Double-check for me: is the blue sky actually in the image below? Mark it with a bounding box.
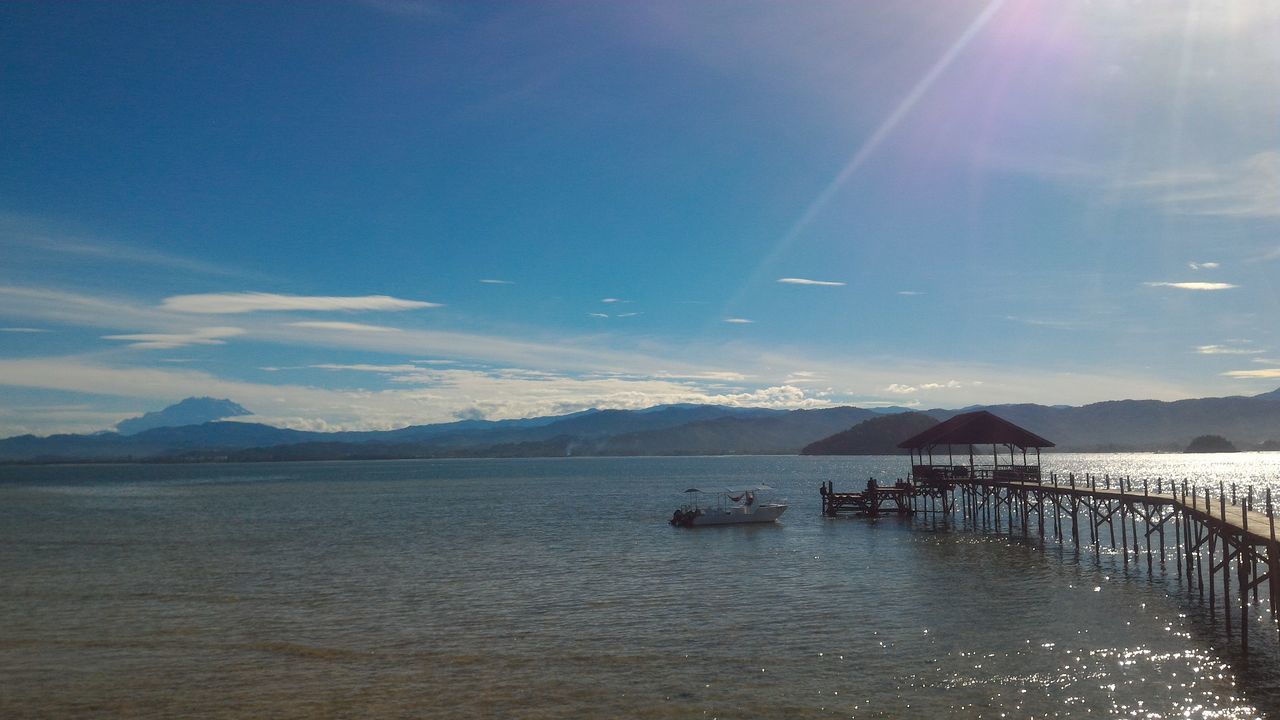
[2,1,1279,435]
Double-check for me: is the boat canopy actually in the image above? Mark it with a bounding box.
[683,484,774,494]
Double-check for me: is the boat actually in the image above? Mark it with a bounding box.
[669,484,788,527]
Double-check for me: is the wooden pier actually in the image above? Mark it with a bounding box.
[820,410,1280,653]
[820,479,913,516]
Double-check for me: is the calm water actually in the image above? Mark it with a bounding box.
[3,453,1280,718]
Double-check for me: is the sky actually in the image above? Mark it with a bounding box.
[1,0,1279,436]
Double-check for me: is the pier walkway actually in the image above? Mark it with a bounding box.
[821,410,1280,653]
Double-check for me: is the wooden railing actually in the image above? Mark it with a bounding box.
[912,464,1042,484]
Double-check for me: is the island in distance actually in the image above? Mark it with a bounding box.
[4,388,1280,464]
[1185,435,1239,453]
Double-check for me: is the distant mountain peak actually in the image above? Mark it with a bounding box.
[116,397,251,435]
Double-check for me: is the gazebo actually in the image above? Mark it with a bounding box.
[897,410,1055,487]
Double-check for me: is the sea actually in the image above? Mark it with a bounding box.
[4,453,1280,719]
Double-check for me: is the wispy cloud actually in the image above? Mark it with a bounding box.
[724,318,754,324]
[1004,315,1085,330]
[897,291,923,296]
[1196,345,1262,356]
[312,363,421,373]
[616,312,643,318]
[1189,262,1220,271]
[0,212,246,278]
[479,279,514,285]
[0,327,50,333]
[0,285,695,376]
[777,277,846,287]
[102,326,244,350]
[784,370,824,385]
[162,292,441,314]
[0,285,176,331]
[654,370,750,382]
[1223,368,1280,379]
[1123,152,1280,218]
[287,321,402,333]
[1144,282,1238,291]
[588,312,609,318]
[601,298,626,304]
[884,383,917,394]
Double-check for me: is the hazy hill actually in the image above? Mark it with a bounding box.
[0,422,318,461]
[116,397,250,435]
[928,393,1280,450]
[592,407,880,455]
[801,412,940,455]
[1253,387,1280,402]
[5,386,1280,463]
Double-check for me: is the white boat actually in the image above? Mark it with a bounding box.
[670,484,788,527]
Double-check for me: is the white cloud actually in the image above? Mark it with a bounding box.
[616,312,643,318]
[777,277,846,287]
[479,279,514,285]
[287,321,402,333]
[102,327,245,350]
[162,292,441,314]
[897,291,923,296]
[1195,345,1262,355]
[601,298,626,304]
[1144,282,1238,291]
[885,379,974,394]
[0,327,50,333]
[588,313,609,318]
[0,357,844,435]
[1189,262,1220,271]
[724,318,754,324]
[1253,358,1280,366]
[0,342,1225,436]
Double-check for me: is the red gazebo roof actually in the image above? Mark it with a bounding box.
[896,410,1054,450]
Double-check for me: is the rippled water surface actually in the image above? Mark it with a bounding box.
[4,454,1280,718]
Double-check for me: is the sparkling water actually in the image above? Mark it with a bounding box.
[3,454,1280,718]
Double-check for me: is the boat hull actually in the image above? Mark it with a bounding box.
[689,503,787,526]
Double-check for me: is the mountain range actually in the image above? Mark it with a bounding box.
[2,388,1279,464]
